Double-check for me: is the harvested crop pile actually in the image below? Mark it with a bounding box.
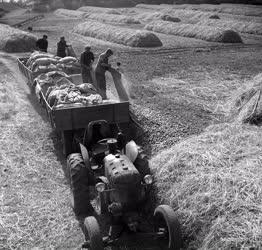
[78,6,120,15]
[84,13,140,24]
[0,24,36,52]
[24,51,80,75]
[198,18,262,35]
[171,3,262,17]
[74,20,162,47]
[145,21,243,43]
[137,12,180,23]
[136,5,211,23]
[54,8,85,18]
[150,122,262,249]
[229,74,262,125]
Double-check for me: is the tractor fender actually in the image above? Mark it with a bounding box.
[125,140,139,163]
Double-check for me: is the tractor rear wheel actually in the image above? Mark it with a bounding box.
[84,216,104,250]
[67,153,94,218]
[154,205,182,250]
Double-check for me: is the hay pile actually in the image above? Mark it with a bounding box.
[54,8,86,18]
[145,21,243,43]
[137,12,180,23]
[150,122,262,249]
[78,6,121,15]
[84,13,140,24]
[73,20,162,47]
[198,18,262,35]
[171,3,262,17]
[0,24,36,52]
[229,74,262,124]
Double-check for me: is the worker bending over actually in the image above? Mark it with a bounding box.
[36,35,48,52]
[95,49,113,99]
[80,46,95,84]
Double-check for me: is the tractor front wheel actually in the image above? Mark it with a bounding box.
[154,205,182,250]
[84,216,104,250]
[67,153,94,218]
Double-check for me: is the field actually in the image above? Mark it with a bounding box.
[1,2,262,250]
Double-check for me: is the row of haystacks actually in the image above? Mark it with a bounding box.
[198,18,262,35]
[171,3,262,17]
[78,6,121,15]
[54,8,86,18]
[137,12,181,23]
[83,13,141,24]
[150,73,262,249]
[54,8,140,24]
[0,24,36,52]
[73,20,162,47]
[145,21,243,43]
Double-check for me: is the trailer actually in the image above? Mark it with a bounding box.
[17,57,81,87]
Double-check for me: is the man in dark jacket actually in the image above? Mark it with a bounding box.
[36,35,48,52]
[95,48,113,99]
[80,46,95,84]
[57,37,68,58]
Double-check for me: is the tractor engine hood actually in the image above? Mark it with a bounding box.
[104,154,141,188]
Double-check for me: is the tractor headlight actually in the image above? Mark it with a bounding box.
[95,182,106,192]
[143,175,153,185]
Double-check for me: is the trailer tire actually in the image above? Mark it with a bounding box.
[67,153,94,217]
[84,216,103,250]
[154,205,182,250]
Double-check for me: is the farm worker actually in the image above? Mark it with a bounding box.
[57,37,69,58]
[80,46,95,84]
[95,49,114,100]
[36,34,48,53]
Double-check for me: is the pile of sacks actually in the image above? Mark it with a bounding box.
[35,71,102,108]
[25,51,81,75]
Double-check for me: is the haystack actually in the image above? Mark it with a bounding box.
[54,8,86,18]
[73,20,162,47]
[0,24,37,52]
[150,122,262,249]
[84,13,140,24]
[137,12,180,23]
[78,6,120,15]
[198,18,262,35]
[145,21,243,43]
[230,74,262,125]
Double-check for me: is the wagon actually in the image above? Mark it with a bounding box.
[17,57,81,87]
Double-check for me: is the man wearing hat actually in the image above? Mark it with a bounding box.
[80,46,95,84]
[95,49,113,99]
[57,37,69,58]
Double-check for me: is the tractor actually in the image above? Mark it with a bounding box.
[67,120,182,250]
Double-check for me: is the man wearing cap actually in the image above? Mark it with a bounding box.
[57,37,69,58]
[80,46,95,84]
[36,35,48,52]
[95,49,113,99]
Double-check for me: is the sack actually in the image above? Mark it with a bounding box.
[59,56,77,64]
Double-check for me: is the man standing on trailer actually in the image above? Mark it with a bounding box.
[57,36,69,58]
[80,46,95,84]
[95,49,113,100]
[36,34,48,52]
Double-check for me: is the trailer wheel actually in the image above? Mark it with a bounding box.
[154,205,182,250]
[67,153,93,217]
[84,216,104,250]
